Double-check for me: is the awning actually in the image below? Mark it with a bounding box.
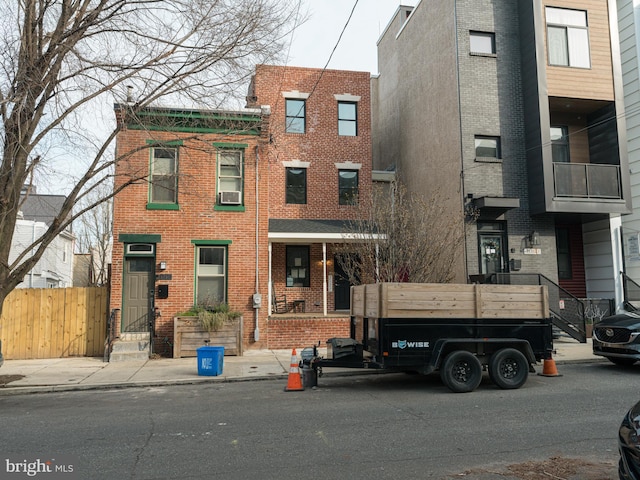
[268,219,383,243]
[472,196,520,217]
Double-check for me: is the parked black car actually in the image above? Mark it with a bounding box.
[620,399,640,479]
[592,312,640,366]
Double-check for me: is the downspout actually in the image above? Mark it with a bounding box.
[29,221,36,287]
[323,242,327,316]
[254,146,260,341]
[453,0,469,281]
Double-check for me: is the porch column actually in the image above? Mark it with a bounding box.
[268,242,273,316]
[323,242,328,315]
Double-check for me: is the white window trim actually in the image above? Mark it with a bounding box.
[282,90,310,99]
[334,161,362,170]
[217,149,244,197]
[334,94,361,102]
[282,160,310,169]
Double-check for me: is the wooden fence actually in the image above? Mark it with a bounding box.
[0,287,108,359]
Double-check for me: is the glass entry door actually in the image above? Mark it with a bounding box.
[478,222,508,276]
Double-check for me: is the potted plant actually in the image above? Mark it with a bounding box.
[173,302,243,358]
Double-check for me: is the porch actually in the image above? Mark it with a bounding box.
[266,218,367,349]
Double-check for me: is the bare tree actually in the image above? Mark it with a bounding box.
[336,180,466,285]
[75,182,112,286]
[0,0,299,316]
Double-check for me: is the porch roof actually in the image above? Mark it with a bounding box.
[269,218,379,243]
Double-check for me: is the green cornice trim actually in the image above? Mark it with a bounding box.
[125,108,261,135]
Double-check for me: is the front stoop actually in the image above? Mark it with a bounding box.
[109,334,150,362]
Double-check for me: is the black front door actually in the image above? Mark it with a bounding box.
[334,255,351,311]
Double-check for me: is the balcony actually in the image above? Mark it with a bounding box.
[553,162,621,199]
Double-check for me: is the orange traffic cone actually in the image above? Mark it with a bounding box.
[538,356,562,377]
[284,348,304,391]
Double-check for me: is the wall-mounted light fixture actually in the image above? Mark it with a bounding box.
[159,261,167,270]
[529,231,540,246]
[521,231,541,252]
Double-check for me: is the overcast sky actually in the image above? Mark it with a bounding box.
[286,0,418,74]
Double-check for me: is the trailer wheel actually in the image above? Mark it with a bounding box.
[440,351,483,393]
[488,348,528,389]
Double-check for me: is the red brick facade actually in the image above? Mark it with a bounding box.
[110,65,372,354]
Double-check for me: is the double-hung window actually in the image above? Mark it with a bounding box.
[286,167,307,204]
[338,170,359,205]
[217,149,243,205]
[338,102,357,136]
[149,146,178,206]
[285,99,306,134]
[546,7,590,68]
[196,245,226,305]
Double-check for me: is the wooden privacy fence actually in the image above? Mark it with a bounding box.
[0,287,108,359]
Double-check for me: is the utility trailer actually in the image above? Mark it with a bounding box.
[306,283,554,393]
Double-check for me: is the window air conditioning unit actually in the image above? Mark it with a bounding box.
[219,191,242,205]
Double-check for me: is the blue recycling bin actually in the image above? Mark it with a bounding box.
[197,346,224,376]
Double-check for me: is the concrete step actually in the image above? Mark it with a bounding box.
[109,339,150,362]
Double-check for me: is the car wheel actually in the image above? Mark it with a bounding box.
[440,350,482,393]
[608,357,637,367]
[488,348,529,389]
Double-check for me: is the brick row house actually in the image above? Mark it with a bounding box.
[372,1,632,334]
[109,65,372,357]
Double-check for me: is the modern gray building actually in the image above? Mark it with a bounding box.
[372,0,632,330]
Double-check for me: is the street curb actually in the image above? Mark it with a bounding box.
[0,359,606,396]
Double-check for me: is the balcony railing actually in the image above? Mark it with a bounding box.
[553,163,621,199]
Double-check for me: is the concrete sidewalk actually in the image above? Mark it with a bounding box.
[0,338,603,395]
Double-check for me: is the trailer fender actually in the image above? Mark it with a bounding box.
[431,339,538,372]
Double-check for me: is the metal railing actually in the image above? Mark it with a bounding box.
[621,271,640,311]
[488,273,587,343]
[104,308,119,363]
[553,162,621,199]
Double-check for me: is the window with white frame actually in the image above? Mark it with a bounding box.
[150,147,178,204]
[546,7,590,68]
[470,31,496,55]
[217,149,243,205]
[196,246,226,305]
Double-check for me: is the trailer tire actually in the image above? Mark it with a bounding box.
[440,350,483,393]
[488,348,528,389]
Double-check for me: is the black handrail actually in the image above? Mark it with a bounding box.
[488,273,586,342]
[621,271,640,311]
[104,308,120,362]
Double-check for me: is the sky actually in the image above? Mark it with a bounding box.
[285,0,418,74]
[40,1,419,196]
